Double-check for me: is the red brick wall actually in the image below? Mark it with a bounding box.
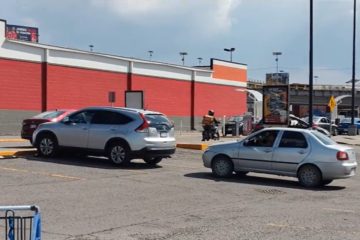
[0,58,42,110]
[195,82,247,117]
[47,65,128,109]
[132,75,191,116]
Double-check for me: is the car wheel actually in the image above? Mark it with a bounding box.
[235,171,249,177]
[321,180,333,186]
[298,165,322,188]
[108,142,130,166]
[144,157,162,166]
[212,156,234,178]
[37,133,58,157]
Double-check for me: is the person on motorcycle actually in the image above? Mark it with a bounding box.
[202,110,220,141]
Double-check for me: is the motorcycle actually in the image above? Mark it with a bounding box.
[202,123,220,141]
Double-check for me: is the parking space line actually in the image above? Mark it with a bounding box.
[322,208,356,214]
[0,166,84,180]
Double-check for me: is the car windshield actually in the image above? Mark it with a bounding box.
[311,130,336,145]
[32,110,65,119]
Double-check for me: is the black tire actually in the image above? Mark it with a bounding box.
[108,142,130,166]
[298,165,322,188]
[235,171,249,177]
[36,133,58,157]
[321,180,333,186]
[144,157,162,166]
[211,156,234,178]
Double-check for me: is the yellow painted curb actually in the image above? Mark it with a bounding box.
[0,149,36,157]
[0,139,27,142]
[176,143,208,151]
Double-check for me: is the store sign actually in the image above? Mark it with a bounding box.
[6,24,39,43]
[263,85,289,125]
[266,72,289,85]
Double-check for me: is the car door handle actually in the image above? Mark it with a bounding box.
[110,129,116,132]
[298,150,306,154]
[263,149,272,153]
[82,127,88,130]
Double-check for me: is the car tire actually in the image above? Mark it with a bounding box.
[144,157,162,166]
[235,171,249,177]
[321,180,333,186]
[108,142,130,166]
[298,165,322,188]
[37,133,58,158]
[212,156,234,178]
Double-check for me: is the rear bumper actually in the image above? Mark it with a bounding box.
[318,161,357,180]
[130,147,176,159]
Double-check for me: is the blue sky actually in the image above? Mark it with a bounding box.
[1,0,358,85]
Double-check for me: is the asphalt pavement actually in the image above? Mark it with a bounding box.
[1,131,360,158]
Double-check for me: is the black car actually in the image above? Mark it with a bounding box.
[223,116,244,136]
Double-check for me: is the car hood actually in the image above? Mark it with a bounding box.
[206,140,239,151]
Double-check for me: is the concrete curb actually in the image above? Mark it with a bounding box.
[0,139,26,142]
[0,149,36,158]
[176,143,208,151]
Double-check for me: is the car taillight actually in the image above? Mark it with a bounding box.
[337,151,349,161]
[136,113,150,133]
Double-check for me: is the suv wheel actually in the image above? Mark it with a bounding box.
[37,133,58,157]
[144,157,162,166]
[108,142,130,166]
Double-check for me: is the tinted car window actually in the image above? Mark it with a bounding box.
[91,111,133,125]
[145,114,172,127]
[68,111,94,124]
[279,131,308,148]
[245,130,279,147]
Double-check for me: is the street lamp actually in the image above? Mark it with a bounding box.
[350,0,357,135]
[180,52,188,66]
[197,57,203,66]
[89,45,94,52]
[148,50,153,60]
[272,52,282,73]
[224,48,235,62]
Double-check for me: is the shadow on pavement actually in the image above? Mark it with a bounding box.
[184,172,346,191]
[24,153,163,170]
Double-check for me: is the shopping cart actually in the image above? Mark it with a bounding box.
[0,205,41,240]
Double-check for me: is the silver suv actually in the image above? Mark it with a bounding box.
[32,107,176,166]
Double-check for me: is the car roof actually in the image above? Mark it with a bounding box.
[80,106,163,115]
[259,127,312,133]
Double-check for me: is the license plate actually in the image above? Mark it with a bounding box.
[160,132,167,138]
[228,128,232,131]
[30,124,37,128]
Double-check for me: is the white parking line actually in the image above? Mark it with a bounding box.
[0,166,85,180]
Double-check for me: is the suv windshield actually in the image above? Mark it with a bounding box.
[311,130,336,145]
[33,111,65,119]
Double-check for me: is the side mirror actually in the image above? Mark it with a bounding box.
[243,139,249,146]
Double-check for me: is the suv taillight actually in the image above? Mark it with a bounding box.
[136,113,149,133]
[337,151,349,161]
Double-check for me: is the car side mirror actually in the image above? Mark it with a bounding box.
[243,139,249,146]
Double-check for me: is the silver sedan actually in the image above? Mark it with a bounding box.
[203,127,357,187]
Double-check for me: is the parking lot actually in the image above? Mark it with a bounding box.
[1,146,359,240]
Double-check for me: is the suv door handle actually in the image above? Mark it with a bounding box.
[263,149,272,153]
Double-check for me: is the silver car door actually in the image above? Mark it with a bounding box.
[271,130,310,175]
[56,111,93,148]
[236,130,279,172]
[87,110,133,150]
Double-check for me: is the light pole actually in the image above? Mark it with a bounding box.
[89,45,94,52]
[197,57,203,66]
[309,0,314,127]
[180,52,188,66]
[148,50,153,60]
[350,0,357,135]
[224,48,235,62]
[272,52,282,73]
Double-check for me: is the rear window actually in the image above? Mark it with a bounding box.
[145,114,173,127]
[32,111,65,119]
[311,131,336,145]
